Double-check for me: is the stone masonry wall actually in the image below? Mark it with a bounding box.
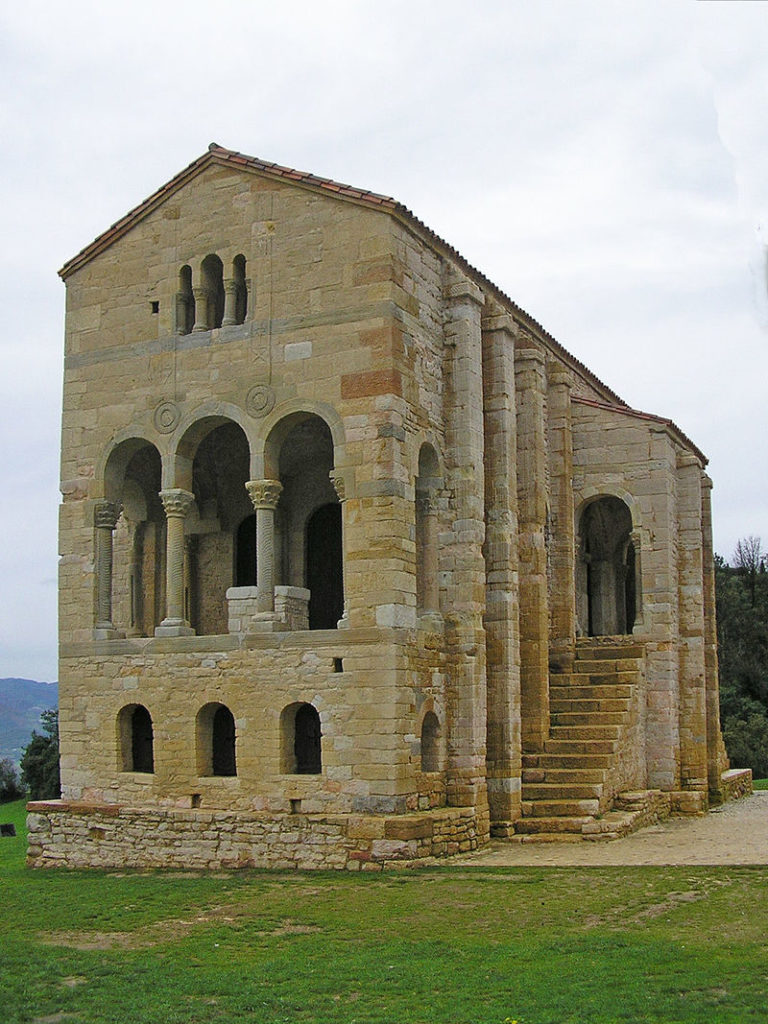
[27,802,485,871]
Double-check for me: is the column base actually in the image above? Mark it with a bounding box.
[247,612,290,634]
[154,619,195,637]
[93,626,126,641]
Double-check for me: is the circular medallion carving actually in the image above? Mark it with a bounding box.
[154,400,181,434]
[246,384,276,419]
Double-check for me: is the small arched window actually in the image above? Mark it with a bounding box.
[420,711,441,773]
[118,703,154,773]
[197,702,237,776]
[201,254,225,330]
[281,702,322,774]
[233,254,247,325]
[177,265,195,335]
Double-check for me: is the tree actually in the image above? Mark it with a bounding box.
[733,536,765,608]
[20,709,60,801]
[717,543,768,778]
[0,758,23,803]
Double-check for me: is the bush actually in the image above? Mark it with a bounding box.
[0,758,24,803]
[20,709,60,801]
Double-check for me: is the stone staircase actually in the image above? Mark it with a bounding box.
[516,638,662,842]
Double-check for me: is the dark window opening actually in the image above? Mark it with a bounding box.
[294,704,322,774]
[179,265,194,334]
[233,254,248,324]
[202,253,225,329]
[212,705,236,776]
[150,301,160,314]
[421,711,440,772]
[333,657,343,673]
[306,503,343,630]
[131,705,154,773]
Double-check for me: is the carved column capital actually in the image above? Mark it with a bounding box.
[246,479,283,511]
[159,488,196,519]
[416,495,435,517]
[94,500,121,530]
[329,470,347,503]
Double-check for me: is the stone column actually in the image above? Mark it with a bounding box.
[246,479,283,615]
[416,494,440,615]
[547,365,576,668]
[515,346,550,753]
[222,279,238,327]
[442,267,488,819]
[330,470,350,628]
[481,310,521,832]
[192,287,209,332]
[701,472,725,800]
[155,489,195,636]
[93,500,124,639]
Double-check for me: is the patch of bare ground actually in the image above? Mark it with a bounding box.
[39,903,321,951]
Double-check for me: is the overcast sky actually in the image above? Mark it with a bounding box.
[2,0,767,682]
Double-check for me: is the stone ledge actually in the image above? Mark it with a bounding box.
[721,768,753,801]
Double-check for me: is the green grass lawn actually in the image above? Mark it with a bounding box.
[1,798,767,1024]
[752,778,768,790]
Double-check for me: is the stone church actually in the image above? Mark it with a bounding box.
[28,144,748,869]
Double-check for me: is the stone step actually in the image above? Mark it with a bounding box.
[522,798,600,817]
[515,815,593,835]
[550,725,622,740]
[550,697,632,715]
[544,738,618,755]
[523,783,603,801]
[570,658,641,675]
[575,644,644,661]
[549,685,633,701]
[551,711,627,726]
[522,766,606,785]
[531,752,614,769]
[517,831,584,844]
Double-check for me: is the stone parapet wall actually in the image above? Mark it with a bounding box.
[720,768,753,802]
[26,801,487,871]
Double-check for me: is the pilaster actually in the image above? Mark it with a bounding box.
[515,346,550,752]
[481,310,521,830]
[547,364,575,668]
[442,267,488,814]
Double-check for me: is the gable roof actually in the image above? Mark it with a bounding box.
[57,144,705,461]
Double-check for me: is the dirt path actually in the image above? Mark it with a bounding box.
[451,791,768,867]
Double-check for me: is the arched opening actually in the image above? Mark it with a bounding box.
[578,496,636,636]
[416,443,441,614]
[420,711,441,772]
[183,419,251,634]
[268,413,342,629]
[200,254,225,330]
[177,265,194,335]
[233,254,247,325]
[118,704,154,773]
[105,440,164,637]
[280,702,322,774]
[235,513,257,587]
[196,702,236,777]
[306,504,343,629]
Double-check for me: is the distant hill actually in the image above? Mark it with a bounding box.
[0,679,58,767]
